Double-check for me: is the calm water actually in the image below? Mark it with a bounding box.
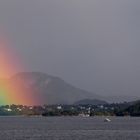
[0,116,140,140]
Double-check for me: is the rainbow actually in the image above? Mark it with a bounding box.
[0,36,35,105]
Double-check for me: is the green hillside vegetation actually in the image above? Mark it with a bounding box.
[124,101,140,116]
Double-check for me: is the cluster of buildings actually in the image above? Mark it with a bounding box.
[0,102,129,116]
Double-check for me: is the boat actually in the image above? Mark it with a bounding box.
[104,118,111,122]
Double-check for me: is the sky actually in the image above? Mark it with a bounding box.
[0,0,140,99]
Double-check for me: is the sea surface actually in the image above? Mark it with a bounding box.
[0,116,140,140]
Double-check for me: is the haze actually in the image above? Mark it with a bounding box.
[0,0,140,100]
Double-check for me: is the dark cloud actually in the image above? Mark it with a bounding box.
[0,0,140,98]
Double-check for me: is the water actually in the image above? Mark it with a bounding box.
[0,116,140,140]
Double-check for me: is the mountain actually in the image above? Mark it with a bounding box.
[5,72,102,105]
[103,95,139,103]
[74,99,108,105]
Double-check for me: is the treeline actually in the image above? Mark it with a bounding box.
[116,101,140,116]
[0,101,140,116]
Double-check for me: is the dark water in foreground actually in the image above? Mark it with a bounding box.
[0,116,140,140]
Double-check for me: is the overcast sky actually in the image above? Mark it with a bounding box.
[0,0,140,98]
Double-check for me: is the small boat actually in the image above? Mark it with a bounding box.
[104,118,111,122]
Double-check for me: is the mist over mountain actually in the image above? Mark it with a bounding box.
[6,72,102,105]
[103,95,139,103]
[0,72,139,105]
[74,99,107,105]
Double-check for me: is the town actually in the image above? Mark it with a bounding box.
[0,101,139,117]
